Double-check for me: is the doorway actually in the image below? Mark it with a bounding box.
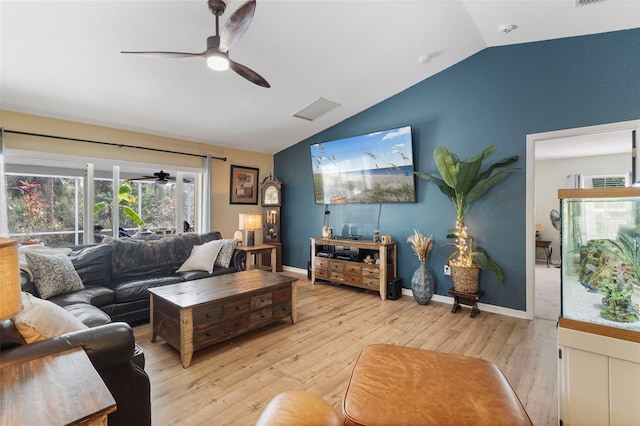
[525,119,640,320]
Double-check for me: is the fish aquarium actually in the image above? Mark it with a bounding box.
[558,188,640,334]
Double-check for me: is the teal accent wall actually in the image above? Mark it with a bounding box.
[274,29,640,311]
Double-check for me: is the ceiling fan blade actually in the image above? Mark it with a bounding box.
[219,0,256,53]
[128,176,157,181]
[229,59,270,88]
[121,51,205,59]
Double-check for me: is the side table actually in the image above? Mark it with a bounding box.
[447,288,485,318]
[0,347,116,425]
[535,239,552,267]
[237,244,278,272]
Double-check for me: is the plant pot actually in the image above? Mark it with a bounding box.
[450,264,480,294]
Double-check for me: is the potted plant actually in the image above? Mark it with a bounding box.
[407,229,435,304]
[415,145,519,293]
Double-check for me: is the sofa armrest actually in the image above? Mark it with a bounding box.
[0,322,135,371]
[233,249,247,271]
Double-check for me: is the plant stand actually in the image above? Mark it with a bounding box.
[448,288,484,318]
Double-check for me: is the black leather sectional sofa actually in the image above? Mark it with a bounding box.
[19,231,247,324]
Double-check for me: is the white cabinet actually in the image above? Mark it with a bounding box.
[558,324,640,425]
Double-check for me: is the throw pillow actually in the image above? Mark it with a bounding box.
[25,252,85,299]
[176,239,224,274]
[215,239,238,269]
[13,292,88,344]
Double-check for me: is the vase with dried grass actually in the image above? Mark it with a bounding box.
[407,229,434,305]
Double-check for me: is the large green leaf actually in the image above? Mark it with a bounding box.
[477,155,519,181]
[466,168,518,206]
[122,206,145,227]
[414,171,456,202]
[433,147,458,189]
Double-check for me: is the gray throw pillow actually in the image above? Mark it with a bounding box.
[25,252,85,299]
[215,239,238,269]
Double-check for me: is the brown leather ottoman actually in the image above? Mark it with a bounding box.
[342,344,532,426]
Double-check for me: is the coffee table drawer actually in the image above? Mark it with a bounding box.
[251,307,273,326]
[225,299,250,319]
[224,315,250,334]
[193,304,224,327]
[193,324,224,348]
[273,286,291,303]
[251,292,272,310]
[273,302,292,319]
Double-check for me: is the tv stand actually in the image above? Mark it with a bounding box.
[310,237,397,300]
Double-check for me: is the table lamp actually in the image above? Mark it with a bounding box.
[535,223,543,239]
[239,213,262,246]
[0,238,21,321]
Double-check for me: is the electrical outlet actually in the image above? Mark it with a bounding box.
[443,265,451,276]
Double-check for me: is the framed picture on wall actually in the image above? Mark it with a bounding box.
[230,165,259,204]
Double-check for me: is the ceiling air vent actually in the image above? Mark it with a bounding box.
[293,98,341,121]
[580,172,631,188]
[576,0,606,6]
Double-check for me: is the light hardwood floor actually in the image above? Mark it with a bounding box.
[134,272,558,425]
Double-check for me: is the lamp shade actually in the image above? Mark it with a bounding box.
[535,223,543,232]
[239,213,262,230]
[0,238,21,321]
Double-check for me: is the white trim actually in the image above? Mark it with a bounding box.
[282,266,530,319]
[526,119,640,321]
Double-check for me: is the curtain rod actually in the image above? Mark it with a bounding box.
[2,129,227,161]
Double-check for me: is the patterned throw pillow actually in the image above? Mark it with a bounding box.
[25,252,85,299]
[14,292,88,344]
[215,239,238,269]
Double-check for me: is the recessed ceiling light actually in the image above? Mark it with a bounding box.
[498,24,516,34]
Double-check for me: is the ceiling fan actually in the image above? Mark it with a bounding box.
[128,170,190,184]
[121,0,270,88]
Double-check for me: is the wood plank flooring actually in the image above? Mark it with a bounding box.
[134,272,558,425]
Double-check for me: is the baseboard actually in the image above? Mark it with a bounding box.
[283,266,529,320]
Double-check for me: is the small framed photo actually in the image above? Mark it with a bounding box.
[230,165,259,204]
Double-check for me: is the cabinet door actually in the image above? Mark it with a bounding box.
[561,347,609,425]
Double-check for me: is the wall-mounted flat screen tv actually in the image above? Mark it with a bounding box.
[310,125,415,204]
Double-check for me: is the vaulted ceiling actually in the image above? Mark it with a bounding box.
[2,1,638,154]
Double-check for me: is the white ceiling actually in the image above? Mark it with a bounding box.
[2,0,639,154]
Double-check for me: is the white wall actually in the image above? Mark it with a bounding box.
[535,153,630,261]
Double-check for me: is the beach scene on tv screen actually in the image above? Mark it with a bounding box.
[310,126,415,204]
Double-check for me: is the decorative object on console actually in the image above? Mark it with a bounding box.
[0,238,21,321]
[407,229,434,305]
[415,145,519,293]
[230,165,259,204]
[381,235,392,244]
[535,223,543,239]
[239,213,262,246]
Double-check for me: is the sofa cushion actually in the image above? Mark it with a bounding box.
[13,292,88,344]
[111,234,204,279]
[69,244,112,287]
[113,276,185,303]
[177,239,224,274]
[64,303,111,327]
[48,285,115,309]
[25,252,85,299]
[215,239,238,268]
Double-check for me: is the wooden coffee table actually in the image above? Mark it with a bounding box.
[149,269,297,368]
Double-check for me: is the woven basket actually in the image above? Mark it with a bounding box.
[450,264,480,293]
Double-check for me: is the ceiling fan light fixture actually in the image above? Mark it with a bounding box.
[207,52,229,71]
